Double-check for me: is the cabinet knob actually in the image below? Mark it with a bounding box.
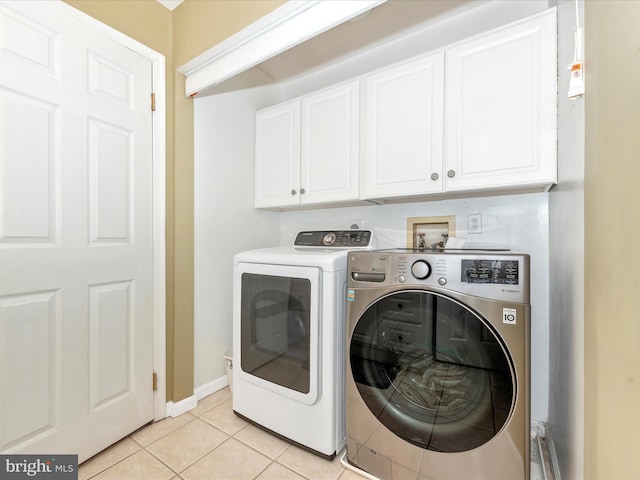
[447,170,456,178]
[300,188,306,194]
[291,189,296,195]
[431,173,439,181]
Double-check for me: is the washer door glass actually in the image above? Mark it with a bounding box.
[350,291,514,453]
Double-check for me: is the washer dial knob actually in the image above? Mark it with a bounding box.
[411,260,432,280]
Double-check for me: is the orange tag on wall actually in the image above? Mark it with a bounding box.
[568,61,584,98]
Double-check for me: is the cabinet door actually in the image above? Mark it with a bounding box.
[362,52,445,200]
[255,101,300,208]
[444,10,557,192]
[300,81,359,204]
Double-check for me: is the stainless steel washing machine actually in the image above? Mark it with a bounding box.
[345,249,530,480]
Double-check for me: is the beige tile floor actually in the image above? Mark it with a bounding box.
[78,387,368,480]
[79,387,548,480]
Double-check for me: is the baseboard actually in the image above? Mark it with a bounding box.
[165,394,198,418]
[164,376,229,419]
[194,375,229,400]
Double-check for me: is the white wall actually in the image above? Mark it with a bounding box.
[547,0,585,477]
[280,193,550,422]
[193,85,282,388]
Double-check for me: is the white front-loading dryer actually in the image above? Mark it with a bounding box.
[345,249,530,479]
[233,230,373,458]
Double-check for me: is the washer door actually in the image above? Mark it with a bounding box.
[350,291,515,453]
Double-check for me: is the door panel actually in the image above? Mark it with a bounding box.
[88,281,134,410]
[0,88,58,244]
[0,1,154,462]
[0,290,61,448]
[88,119,133,244]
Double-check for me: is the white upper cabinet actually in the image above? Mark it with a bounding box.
[254,9,557,209]
[255,101,300,208]
[301,81,359,204]
[361,52,445,200]
[444,10,557,192]
[255,81,359,208]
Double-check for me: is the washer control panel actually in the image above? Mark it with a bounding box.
[294,230,372,247]
[347,249,529,303]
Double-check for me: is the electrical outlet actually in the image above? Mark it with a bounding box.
[468,214,482,234]
[349,219,364,229]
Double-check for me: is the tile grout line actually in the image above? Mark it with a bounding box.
[88,450,150,479]
[221,406,347,480]
[143,420,233,477]
[80,438,145,480]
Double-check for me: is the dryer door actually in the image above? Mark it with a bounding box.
[349,290,515,452]
[236,262,320,405]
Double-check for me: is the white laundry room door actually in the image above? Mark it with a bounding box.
[0,1,156,462]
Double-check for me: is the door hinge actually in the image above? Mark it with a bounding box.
[152,372,158,391]
[151,92,156,112]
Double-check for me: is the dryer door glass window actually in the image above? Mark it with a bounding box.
[350,291,514,453]
[241,273,311,394]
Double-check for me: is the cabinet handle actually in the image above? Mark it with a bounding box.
[447,170,456,178]
[431,173,439,181]
[291,189,297,195]
[300,188,306,194]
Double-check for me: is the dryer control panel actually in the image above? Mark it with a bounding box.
[294,230,372,247]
